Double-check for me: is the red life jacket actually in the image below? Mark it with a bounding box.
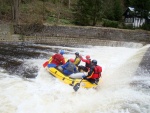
[90,65,102,79]
[51,54,64,66]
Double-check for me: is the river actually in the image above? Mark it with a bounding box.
[0,42,150,113]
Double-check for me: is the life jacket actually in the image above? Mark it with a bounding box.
[65,62,76,72]
[90,65,102,79]
[51,54,64,65]
[74,57,81,66]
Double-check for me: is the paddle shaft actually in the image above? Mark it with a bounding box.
[79,78,83,84]
[73,78,83,92]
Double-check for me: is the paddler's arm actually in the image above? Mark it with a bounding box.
[85,66,95,78]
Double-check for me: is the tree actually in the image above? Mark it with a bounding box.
[103,0,123,21]
[50,0,64,25]
[11,0,20,24]
[90,0,103,25]
[103,0,114,20]
[113,0,123,21]
[63,0,71,9]
[73,0,103,26]
[124,0,131,7]
[130,0,150,11]
[56,0,64,25]
[68,0,70,9]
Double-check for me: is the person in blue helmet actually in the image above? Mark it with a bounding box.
[50,50,65,66]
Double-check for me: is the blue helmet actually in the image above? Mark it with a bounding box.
[60,50,65,55]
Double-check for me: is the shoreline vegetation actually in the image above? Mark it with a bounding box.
[0,0,150,30]
[0,0,150,44]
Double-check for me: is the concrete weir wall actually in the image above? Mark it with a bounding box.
[0,24,150,46]
[0,24,11,41]
[12,25,150,45]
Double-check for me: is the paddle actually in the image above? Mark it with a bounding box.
[43,61,49,67]
[43,57,52,68]
[73,78,83,92]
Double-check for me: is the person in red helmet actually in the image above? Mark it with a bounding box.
[78,55,91,72]
[50,50,65,66]
[82,60,102,84]
[61,58,78,76]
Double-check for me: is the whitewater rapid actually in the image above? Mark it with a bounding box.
[0,44,150,113]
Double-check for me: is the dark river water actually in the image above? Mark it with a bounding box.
[0,42,63,78]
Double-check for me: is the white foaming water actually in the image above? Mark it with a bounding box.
[0,44,150,113]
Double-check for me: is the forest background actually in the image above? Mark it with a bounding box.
[0,0,150,30]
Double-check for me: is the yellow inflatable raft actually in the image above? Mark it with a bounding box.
[46,66,100,88]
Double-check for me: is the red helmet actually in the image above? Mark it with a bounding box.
[69,58,74,63]
[86,55,90,59]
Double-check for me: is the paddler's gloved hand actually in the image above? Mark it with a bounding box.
[79,55,82,58]
[82,75,86,79]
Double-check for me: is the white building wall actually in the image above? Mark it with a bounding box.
[133,18,145,28]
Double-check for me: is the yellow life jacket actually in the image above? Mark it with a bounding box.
[73,57,81,66]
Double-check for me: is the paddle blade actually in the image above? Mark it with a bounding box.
[47,63,57,68]
[43,61,49,67]
[73,83,80,92]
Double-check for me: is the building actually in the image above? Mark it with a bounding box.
[123,7,150,28]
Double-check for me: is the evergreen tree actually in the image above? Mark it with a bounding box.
[73,0,90,25]
[103,0,123,21]
[73,0,103,26]
[113,0,122,21]
[103,0,115,20]
[124,0,131,7]
[90,0,103,25]
[130,0,150,11]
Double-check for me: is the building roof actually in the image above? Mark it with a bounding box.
[123,7,150,20]
[128,7,134,12]
[123,7,135,17]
